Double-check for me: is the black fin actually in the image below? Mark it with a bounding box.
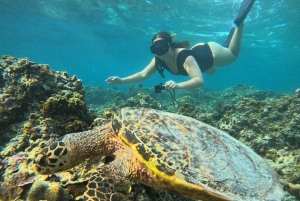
[234,0,255,26]
[223,28,235,48]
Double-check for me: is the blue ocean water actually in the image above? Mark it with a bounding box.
[0,0,299,93]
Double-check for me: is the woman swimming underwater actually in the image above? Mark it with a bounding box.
[106,0,255,90]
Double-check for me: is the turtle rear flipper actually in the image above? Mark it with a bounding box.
[84,171,130,201]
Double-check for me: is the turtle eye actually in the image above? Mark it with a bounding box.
[35,154,49,167]
[104,155,115,164]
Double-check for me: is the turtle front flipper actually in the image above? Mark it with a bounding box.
[84,171,130,201]
[83,148,145,201]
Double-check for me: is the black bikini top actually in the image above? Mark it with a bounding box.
[154,44,213,77]
[154,50,192,77]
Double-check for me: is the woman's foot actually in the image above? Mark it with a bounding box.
[234,0,255,26]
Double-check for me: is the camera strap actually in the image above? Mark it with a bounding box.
[168,89,178,108]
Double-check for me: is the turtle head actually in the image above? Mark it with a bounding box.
[34,122,122,175]
[34,141,72,174]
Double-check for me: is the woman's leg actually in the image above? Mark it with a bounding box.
[208,23,244,68]
[229,23,244,56]
[204,0,254,70]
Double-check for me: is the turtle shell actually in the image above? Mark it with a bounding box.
[113,107,283,201]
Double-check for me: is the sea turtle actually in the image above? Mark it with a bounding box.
[34,107,284,201]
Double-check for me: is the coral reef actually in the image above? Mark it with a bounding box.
[27,180,72,201]
[85,85,126,106]
[215,96,300,152]
[296,88,300,97]
[0,55,91,146]
[268,149,300,198]
[0,152,36,200]
[85,84,170,108]
[0,56,83,129]
[0,55,299,200]
[118,93,162,109]
[86,84,282,120]
[85,85,163,118]
[0,55,94,201]
[176,102,200,118]
[175,84,281,113]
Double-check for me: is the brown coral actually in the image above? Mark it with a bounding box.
[27,180,71,201]
[0,55,87,144]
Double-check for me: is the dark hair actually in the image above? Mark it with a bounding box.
[152,31,190,49]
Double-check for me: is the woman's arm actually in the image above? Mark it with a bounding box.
[106,58,157,85]
[165,56,204,90]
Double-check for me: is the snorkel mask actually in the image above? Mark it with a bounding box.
[150,40,169,56]
[150,33,177,56]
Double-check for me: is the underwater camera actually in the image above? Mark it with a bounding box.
[154,83,165,93]
[154,83,178,108]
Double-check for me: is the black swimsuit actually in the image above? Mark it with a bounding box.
[155,43,213,76]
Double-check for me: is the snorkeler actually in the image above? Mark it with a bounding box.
[106,0,255,90]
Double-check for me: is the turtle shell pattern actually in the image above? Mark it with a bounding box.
[113,107,283,201]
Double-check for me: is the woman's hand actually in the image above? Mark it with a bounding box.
[105,76,123,85]
[165,80,178,90]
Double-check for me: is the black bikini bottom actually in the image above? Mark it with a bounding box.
[191,44,213,72]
